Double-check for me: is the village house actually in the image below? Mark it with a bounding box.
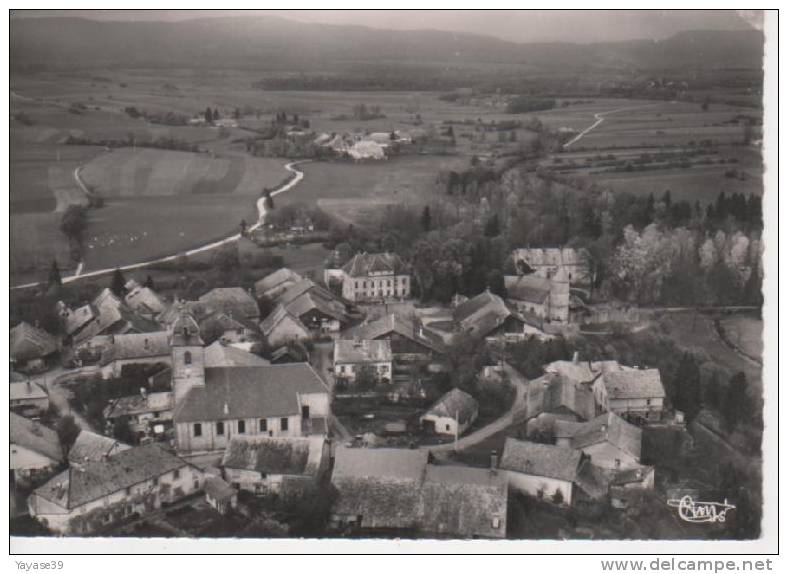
[593,368,666,422]
[333,339,393,384]
[10,413,63,487]
[67,430,130,465]
[28,444,204,535]
[504,271,570,325]
[203,340,270,367]
[452,289,530,341]
[170,311,330,454]
[204,475,237,515]
[10,321,59,372]
[124,279,166,319]
[349,313,445,364]
[221,436,327,496]
[254,268,304,300]
[198,287,260,323]
[95,331,171,378]
[543,355,631,386]
[561,412,643,471]
[420,388,479,436]
[525,371,596,425]
[10,379,50,416]
[272,278,350,336]
[334,252,411,302]
[348,139,386,161]
[500,438,585,505]
[511,246,589,285]
[259,304,311,347]
[198,310,260,345]
[104,389,174,440]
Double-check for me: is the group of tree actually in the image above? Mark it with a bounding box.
[204,107,220,123]
[60,205,88,262]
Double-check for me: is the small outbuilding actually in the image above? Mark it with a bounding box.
[420,388,478,436]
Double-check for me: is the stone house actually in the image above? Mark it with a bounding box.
[420,388,478,436]
[349,313,445,364]
[333,339,393,384]
[10,379,50,416]
[254,268,304,300]
[10,322,59,372]
[563,412,643,471]
[95,331,171,379]
[337,252,411,302]
[10,413,63,487]
[260,304,311,348]
[593,368,666,422]
[500,438,584,506]
[504,271,570,324]
[511,247,589,285]
[104,390,174,439]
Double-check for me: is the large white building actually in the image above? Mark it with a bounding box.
[334,252,411,302]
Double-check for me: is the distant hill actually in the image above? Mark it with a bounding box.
[10,16,764,72]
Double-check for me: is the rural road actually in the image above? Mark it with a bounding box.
[563,102,672,149]
[11,160,307,290]
[424,362,530,453]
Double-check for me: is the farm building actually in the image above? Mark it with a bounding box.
[124,279,166,319]
[347,140,386,161]
[504,271,570,324]
[10,321,59,371]
[420,388,479,436]
[337,252,411,302]
[593,368,666,422]
[221,436,327,496]
[67,430,130,465]
[500,438,584,506]
[96,331,171,378]
[10,412,63,487]
[204,475,237,515]
[254,268,304,300]
[10,379,49,416]
[511,247,589,285]
[525,372,596,422]
[333,339,393,384]
[452,289,530,341]
[349,313,445,362]
[260,304,311,347]
[28,444,203,535]
[198,287,260,322]
[103,390,174,439]
[203,340,270,367]
[273,278,350,335]
[564,412,642,471]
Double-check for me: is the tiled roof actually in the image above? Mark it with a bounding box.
[332,476,422,530]
[500,437,582,482]
[424,388,478,424]
[341,252,406,277]
[453,290,520,337]
[351,314,445,354]
[543,374,596,421]
[98,331,170,366]
[173,364,328,423]
[104,392,173,419]
[204,341,270,367]
[204,475,236,501]
[570,412,642,460]
[420,465,508,539]
[285,290,348,324]
[63,303,96,336]
[504,275,552,303]
[543,359,626,384]
[68,430,130,464]
[10,322,59,362]
[602,369,666,400]
[10,380,48,401]
[334,339,392,364]
[259,304,310,338]
[34,444,190,509]
[10,412,62,463]
[124,284,166,316]
[332,446,428,482]
[199,287,259,320]
[254,268,304,299]
[222,436,323,477]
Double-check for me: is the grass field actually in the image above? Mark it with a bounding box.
[720,315,763,361]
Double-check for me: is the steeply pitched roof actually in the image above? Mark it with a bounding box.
[341,252,406,277]
[204,475,236,501]
[173,364,328,423]
[62,303,96,336]
[10,380,48,401]
[500,438,582,482]
[453,290,516,337]
[285,290,348,324]
[424,388,478,424]
[199,287,259,319]
[124,283,166,316]
[570,412,642,460]
[222,436,323,476]
[351,314,445,354]
[504,274,552,304]
[254,268,304,299]
[104,391,173,419]
[420,465,508,539]
[10,322,59,362]
[10,412,62,463]
[332,446,428,482]
[34,444,190,509]
[68,430,130,464]
[602,369,666,400]
[98,331,170,366]
[170,311,203,346]
[204,341,270,367]
[259,304,310,338]
[334,339,392,364]
[543,374,596,421]
[543,359,627,384]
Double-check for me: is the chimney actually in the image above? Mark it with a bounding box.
[26,380,32,393]
[490,450,499,472]
[223,403,229,415]
[143,338,150,351]
[615,458,621,470]
[140,387,147,399]
[572,351,579,365]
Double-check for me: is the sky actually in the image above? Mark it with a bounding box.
[10,9,760,44]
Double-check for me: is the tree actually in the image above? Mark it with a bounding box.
[552,488,565,505]
[421,205,432,232]
[143,274,155,289]
[56,415,81,457]
[212,243,241,275]
[60,205,88,245]
[204,107,213,123]
[484,213,501,237]
[110,268,127,297]
[48,260,62,289]
[212,108,220,121]
[673,352,702,422]
[239,218,248,237]
[722,371,751,431]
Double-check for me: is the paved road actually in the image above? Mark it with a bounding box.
[11,160,307,290]
[424,362,530,453]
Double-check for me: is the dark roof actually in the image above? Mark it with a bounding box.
[570,412,642,460]
[173,364,328,423]
[170,311,203,346]
[10,322,59,362]
[341,252,406,277]
[420,465,508,539]
[98,331,170,366]
[285,290,349,324]
[543,374,596,420]
[204,475,236,501]
[500,438,582,482]
[504,275,552,303]
[198,287,259,319]
[222,436,323,476]
[68,430,130,464]
[10,412,62,462]
[104,392,173,419]
[602,369,666,400]
[254,268,304,299]
[453,290,521,337]
[424,388,478,424]
[34,444,190,509]
[351,314,445,354]
[332,476,422,530]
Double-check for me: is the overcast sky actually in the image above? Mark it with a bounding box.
[10,9,761,44]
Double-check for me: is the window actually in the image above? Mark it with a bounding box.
[446,424,451,432]
[340,365,346,373]
[173,469,180,480]
[492,517,501,529]
[301,405,310,420]
[184,351,192,365]
[193,423,202,437]
[646,399,652,406]
[238,420,246,434]
[216,421,225,436]
[260,419,268,432]
[153,476,159,486]
[280,417,289,431]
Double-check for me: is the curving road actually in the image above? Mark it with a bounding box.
[11,160,307,290]
[563,102,671,149]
